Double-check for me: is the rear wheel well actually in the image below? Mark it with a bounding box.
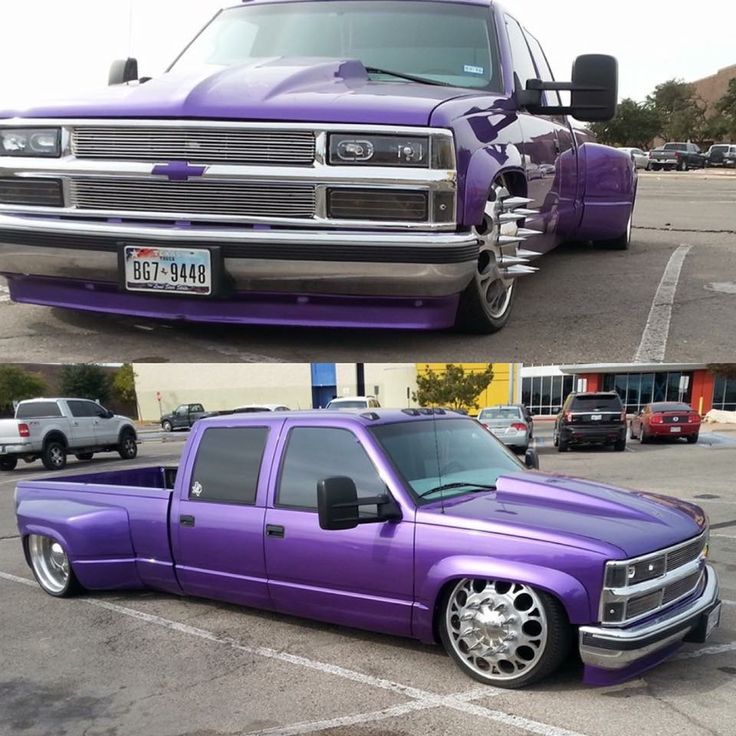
[43,431,68,449]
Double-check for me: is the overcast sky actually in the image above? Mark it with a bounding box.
[1,0,734,110]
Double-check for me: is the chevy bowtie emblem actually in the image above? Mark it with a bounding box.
[152,161,208,181]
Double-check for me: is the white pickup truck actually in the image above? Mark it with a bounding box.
[0,398,138,471]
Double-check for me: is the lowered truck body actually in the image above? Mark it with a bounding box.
[15,410,720,688]
[0,0,634,334]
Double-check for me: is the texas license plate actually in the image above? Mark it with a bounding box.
[123,246,212,295]
[591,414,603,421]
[670,426,682,433]
[706,603,722,639]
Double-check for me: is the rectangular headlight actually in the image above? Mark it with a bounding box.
[0,128,62,157]
[329,134,432,168]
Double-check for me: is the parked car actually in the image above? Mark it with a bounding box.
[160,404,213,432]
[478,405,531,453]
[326,396,381,410]
[16,410,720,688]
[705,144,736,168]
[0,1,632,335]
[233,404,291,413]
[617,147,650,170]
[0,398,137,471]
[554,392,627,452]
[630,402,701,444]
[648,142,707,171]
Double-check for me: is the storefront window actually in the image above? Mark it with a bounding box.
[714,376,736,411]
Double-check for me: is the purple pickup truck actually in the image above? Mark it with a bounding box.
[0,0,635,333]
[15,410,720,688]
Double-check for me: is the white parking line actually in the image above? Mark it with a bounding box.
[0,571,591,736]
[676,641,736,660]
[0,284,11,303]
[634,244,692,363]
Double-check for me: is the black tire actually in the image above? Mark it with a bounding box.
[0,457,18,471]
[687,434,699,444]
[651,163,661,171]
[595,210,632,251]
[41,440,67,471]
[118,430,138,460]
[75,452,94,461]
[614,438,627,452]
[558,436,570,453]
[162,420,173,433]
[26,535,83,598]
[456,278,517,335]
[438,581,572,689]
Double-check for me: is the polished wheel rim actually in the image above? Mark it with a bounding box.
[48,445,64,467]
[446,579,548,681]
[122,437,136,456]
[29,535,70,594]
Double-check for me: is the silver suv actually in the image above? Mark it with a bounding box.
[0,398,138,471]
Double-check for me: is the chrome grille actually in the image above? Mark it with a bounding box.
[662,571,703,604]
[71,127,316,166]
[666,536,706,571]
[69,178,316,219]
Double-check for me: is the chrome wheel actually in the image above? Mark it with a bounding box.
[119,433,137,459]
[445,579,548,682]
[29,535,71,595]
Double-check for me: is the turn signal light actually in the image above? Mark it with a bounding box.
[650,415,663,424]
[18,423,30,438]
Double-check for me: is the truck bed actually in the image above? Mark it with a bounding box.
[15,466,181,594]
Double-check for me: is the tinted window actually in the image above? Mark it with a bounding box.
[525,32,561,106]
[189,427,269,505]
[328,400,367,409]
[16,401,62,419]
[192,404,205,413]
[650,403,692,412]
[68,400,102,418]
[505,15,538,88]
[277,427,385,509]
[570,395,623,411]
[479,407,523,420]
[173,1,500,91]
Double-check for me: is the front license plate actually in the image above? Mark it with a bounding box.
[591,414,603,421]
[123,246,212,295]
[670,426,682,433]
[706,603,722,639]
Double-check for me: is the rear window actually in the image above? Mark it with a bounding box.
[327,400,367,409]
[570,395,623,411]
[650,403,691,412]
[189,427,269,505]
[16,401,62,419]
[664,143,686,151]
[479,407,522,420]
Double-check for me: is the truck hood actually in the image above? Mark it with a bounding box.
[417,473,706,559]
[2,58,481,126]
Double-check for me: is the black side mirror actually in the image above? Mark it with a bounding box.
[524,449,540,470]
[518,53,618,123]
[317,476,401,531]
[109,58,139,86]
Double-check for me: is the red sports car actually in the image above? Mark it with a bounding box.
[630,402,701,444]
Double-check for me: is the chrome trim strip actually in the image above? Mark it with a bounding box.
[605,531,707,577]
[606,558,704,599]
[580,565,719,670]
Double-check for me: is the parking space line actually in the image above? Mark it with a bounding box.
[0,284,10,303]
[676,641,736,660]
[634,244,692,363]
[0,571,591,736]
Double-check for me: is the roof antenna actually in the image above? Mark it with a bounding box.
[431,410,445,515]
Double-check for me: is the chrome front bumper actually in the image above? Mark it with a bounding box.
[579,565,720,670]
[0,214,479,298]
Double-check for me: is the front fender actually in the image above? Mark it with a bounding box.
[413,554,592,643]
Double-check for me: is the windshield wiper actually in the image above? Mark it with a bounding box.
[418,482,497,499]
[364,66,454,88]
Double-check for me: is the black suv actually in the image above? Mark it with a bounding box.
[554,392,627,452]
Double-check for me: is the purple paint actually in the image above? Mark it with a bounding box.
[151,161,208,181]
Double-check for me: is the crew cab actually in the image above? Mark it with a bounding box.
[648,142,707,171]
[15,410,720,688]
[160,404,213,432]
[0,398,137,471]
[0,0,634,334]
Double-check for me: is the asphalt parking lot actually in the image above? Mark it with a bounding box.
[1,171,735,364]
[1,423,734,736]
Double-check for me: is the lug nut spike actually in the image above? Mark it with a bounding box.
[499,257,529,267]
[502,196,534,209]
[517,228,544,238]
[498,212,526,223]
[497,235,526,246]
[505,266,539,278]
[516,248,541,259]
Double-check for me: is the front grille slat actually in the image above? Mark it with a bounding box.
[70,179,316,219]
[72,127,316,166]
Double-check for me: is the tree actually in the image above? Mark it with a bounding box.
[588,98,661,149]
[0,366,48,414]
[59,364,111,404]
[112,364,137,405]
[714,78,736,139]
[413,364,494,412]
[648,79,706,142]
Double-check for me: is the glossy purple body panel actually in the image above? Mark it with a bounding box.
[15,412,706,686]
[0,1,636,328]
[4,275,460,331]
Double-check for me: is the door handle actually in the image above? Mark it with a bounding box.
[266,524,285,539]
[180,515,196,528]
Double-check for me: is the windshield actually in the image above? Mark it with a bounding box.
[479,407,522,421]
[171,1,500,91]
[371,418,523,504]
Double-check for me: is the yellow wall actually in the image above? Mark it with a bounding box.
[416,364,521,415]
